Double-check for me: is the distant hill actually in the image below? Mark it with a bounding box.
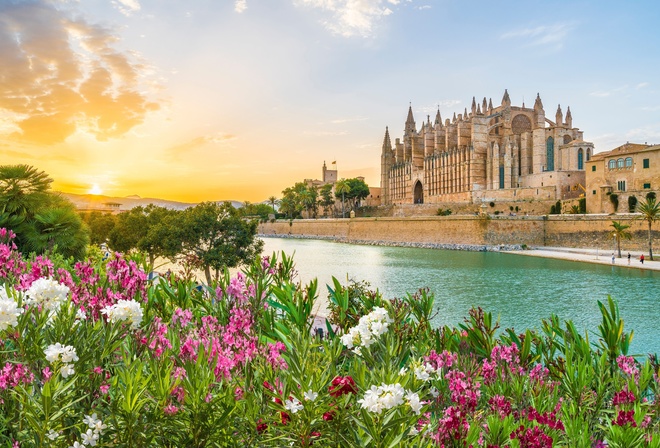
[58,192,244,213]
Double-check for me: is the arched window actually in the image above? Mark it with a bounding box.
[577,148,584,170]
[563,135,572,144]
[625,157,633,168]
[608,160,616,169]
[617,158,624,168]
[546,137,554,171]
[586,148,592,161]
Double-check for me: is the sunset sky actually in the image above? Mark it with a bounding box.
[1,0,660,203]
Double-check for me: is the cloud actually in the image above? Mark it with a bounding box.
[112,0,141,16]
[0,1,159,145]
[500,22,576,50]
[329,116,369,124]
[234,0,247,13]
[589,85,628,98]
[294,0,403,37]
[625,124,660,144]
[166,134,237,159]
[636,82,649,89]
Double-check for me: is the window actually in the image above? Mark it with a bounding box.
[546,137,554,171]
[625,157,633,168]
[578,148,584,170]
[617,180,626,191]
[591,165,596,172]
[608,160,616,169]
[644,183,651,189]
[643,158,650,169]
[617,158,624,168]
[592,190,596,195]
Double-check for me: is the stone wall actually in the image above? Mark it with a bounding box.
[259,215,659,252]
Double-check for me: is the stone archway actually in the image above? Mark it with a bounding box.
[413,181,423,204]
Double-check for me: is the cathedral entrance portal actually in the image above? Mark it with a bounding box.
[413,181,424,204]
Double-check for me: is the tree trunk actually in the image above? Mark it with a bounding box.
[204,264,212,286]
[649,221,654,261]
[617,237,621,258]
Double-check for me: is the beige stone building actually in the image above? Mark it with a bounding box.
[585,143,660,213]
[380,90,594,206]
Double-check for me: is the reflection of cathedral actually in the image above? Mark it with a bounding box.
[380,90,594,205]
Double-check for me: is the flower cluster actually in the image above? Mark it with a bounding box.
[358,383,422,415]
[101,299,143,329]
[0,288,23,331]
[44,343,78,378]
[340,306,392,352]
[70,413,107,447]
[23,277,70,312]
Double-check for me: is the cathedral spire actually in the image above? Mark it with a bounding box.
[464,107,468,119]
[471,97,477,115]
[501,89,511,106]
[476,103,482,115]
[406,104,414,124]
[382,126,392,152]
[482,97,487,114]
[565,106,572,128]
[534,93,543,111]
[452,112,457,123]
[488,98,493,112]
[434,108,442,126]
[555,104,563,126]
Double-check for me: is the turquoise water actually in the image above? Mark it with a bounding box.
[261,237,660,356]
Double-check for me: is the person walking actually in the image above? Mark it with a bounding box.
[611,253,615,264]
[628,253,631,265]
[641,254,645,264]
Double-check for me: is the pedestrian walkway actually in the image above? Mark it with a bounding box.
[504,247,660,271]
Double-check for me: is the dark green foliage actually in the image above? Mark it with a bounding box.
[609,193,619,212]
[628,195,638,213]
[579,197,586,214]
[81,211,117,245]
[647,192,656,201]
[436,208,452,216]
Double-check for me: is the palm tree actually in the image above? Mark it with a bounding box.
[610,220,632,258]
[267,196,279,215]
[0,165,53,218]
[335,180,351,218]
[637,197,660,260]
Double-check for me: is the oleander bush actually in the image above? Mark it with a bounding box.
[1,227,659,447]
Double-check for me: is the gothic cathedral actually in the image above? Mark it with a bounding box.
[380,90,594,205]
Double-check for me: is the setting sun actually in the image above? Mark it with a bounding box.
[89,184,103,195]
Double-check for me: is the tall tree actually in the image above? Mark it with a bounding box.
[637,197,660,260]
[0,165,89,260]
[610,220,632,258]
[335,180,351,218]
[319,184,334,217]
[178,202,263,285]
[81,211,117,245]
[267,196,279,215]
[344,178,370,209]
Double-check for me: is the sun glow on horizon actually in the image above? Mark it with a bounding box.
[89,184,103,195]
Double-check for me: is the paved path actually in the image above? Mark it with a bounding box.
[504,247,660,271]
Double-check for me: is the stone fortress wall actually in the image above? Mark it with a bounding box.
[259,215,658,252]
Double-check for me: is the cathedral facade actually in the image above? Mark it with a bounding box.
[380,90,594,206]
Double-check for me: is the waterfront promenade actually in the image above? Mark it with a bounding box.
[507,247,660,271]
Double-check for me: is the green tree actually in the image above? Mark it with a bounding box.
[178,201,263,285]
[344,178,370,209]
[319,184,335,217]
[0,165,89,260]
[81,211,117,245]
[108,205,181,271]
[637,197,660,260]
[610,221,632,258]
[335,179,351,218]
[267,196,279,215]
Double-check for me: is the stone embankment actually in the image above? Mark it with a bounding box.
[259,214,658,252]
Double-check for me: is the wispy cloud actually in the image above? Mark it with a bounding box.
[636,82,649,89]
[234,0,247,13]
[166,134,237,159]
[329,116,369,124]
[112,0,141,17]
[625,124,660,144]
[589,85,629,98]
[0,1,159,144]
[294,0,403,38]
[500,22,576,50]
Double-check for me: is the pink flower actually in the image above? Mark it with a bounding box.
[329,376,357,397]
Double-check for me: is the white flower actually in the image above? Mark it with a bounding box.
[101,299,143,329]
[358,382,411,414]
[44,343,79,363]
[284,398,303,414]
[47,429,60,440]
[0,294,23,331]
[409,427,419,436]
[24,277,70,311]
[429,387,439,398]
[83,413,100,428]
[60,363,76,378]
[80,428,99,446]
[414,365,430,381]
[399,366,408,376]
[340,306,393,351]
[70,442,84,448]
[406,391,423,415]
[303,390,318,401]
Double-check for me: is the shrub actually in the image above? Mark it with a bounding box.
[628,195,638,213]
[610,193,619,212]
[436,208,452,216]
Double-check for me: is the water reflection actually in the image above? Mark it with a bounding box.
[261,237,660,355]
